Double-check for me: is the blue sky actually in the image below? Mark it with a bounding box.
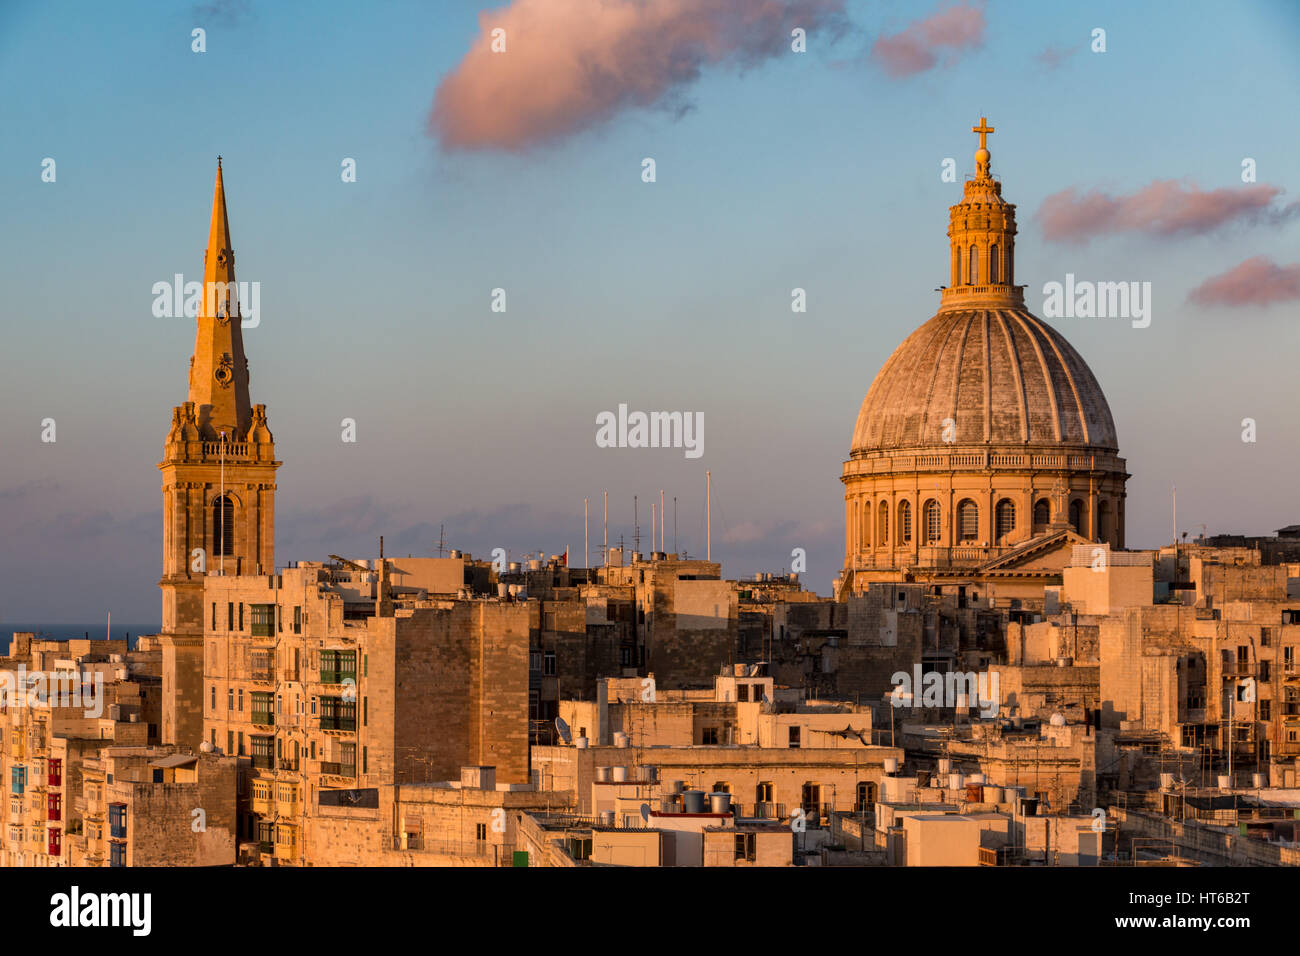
[2,0,1298,625]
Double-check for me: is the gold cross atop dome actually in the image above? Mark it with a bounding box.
[972,116,994,178]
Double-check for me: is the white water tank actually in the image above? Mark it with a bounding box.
[575,736,589,749]
[937,758,952,774]
[595,766,610,782]
[883,757,899,774]
[611,765,628,782]
[1217,774,1231,789]
[948,773,964,790]
[709,792,732,814]
[613,732,629,748]
[1049,712,1066,727]
[969,772,986,784]
[1159,773,1174,790]
[983,786,1004,803]
[1253,773,1266,788]
[599,810,615,826]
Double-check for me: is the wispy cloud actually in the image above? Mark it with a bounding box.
[871,2,984,79]
[1188,256,1300,307]
[1036,43,1076,69]
[191,0,249,26]
[1039,181,1300,244]
[430,0,849,152]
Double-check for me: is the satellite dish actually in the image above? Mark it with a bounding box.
[555,716,572,744]
[639,803,651,823]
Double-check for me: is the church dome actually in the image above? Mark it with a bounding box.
[850,308,1118,456]
[839,119,1129,589]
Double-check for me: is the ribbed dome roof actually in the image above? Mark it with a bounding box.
[850,309,1117,455]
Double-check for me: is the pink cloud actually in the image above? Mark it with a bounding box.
[1188,256,1300,307]
[871,3,985,79]
[1039,180,1300,244]
[430,0,848,152]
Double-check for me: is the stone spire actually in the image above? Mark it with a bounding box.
[188,157,252,440]
[940,117,1022,311]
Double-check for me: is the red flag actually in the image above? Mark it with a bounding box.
[561,549,568,566]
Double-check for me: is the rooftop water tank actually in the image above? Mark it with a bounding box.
[1159,773,1174,790]
[1050,712,1066,727]
[599,810,615,826]
[595,766,610,782]
[613,732,629,748]
[948,773,964,790]
[575,736,589,749]
[1217,774,1231,789]
[937,758,952,774]
[682,790,706,813]
[883,757,899,775]
[709,792,732,814]
[611,765,628,782]
[1253,773,1266,788]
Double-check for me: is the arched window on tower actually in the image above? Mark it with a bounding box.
[1006,243,1014,285]
[898,500,912,544]
[951,246,960,287]
[213,494,234,558]
[995,499,1015,543]
[923,500,941,543]
[1033,498,1051,532]
[1069,499,1085,536]
[957,499,979,541]
[969,245,979,285]
[877,501,889,545]
[860,505,870,550]
[989,243,999,283]
[1098,499,1111,545]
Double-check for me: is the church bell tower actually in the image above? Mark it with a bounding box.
[157,159,280,747]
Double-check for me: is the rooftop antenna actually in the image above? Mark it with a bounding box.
[706,471,712,562]
[674,496,677,554]
[651,502,656,554]
[660,489,665,555]
[634,495,640,556]
[603,491,608,563]
[584,497,589,569]
[436,524,447,558]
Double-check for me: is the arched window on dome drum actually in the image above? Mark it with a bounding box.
[951,246,960,287]
[1098,499,1111,544]
[989,244,999,283]
[898,500,912,543]
[877,501,889,545]
[1006,243,1014,285]
[860,505,870,549]
[923,500,941,543]
[1033,498,1051,532]
[969,245,979,285]
[1069,499,1084,535]
[995,499,1015,543]
[957,499,979,541]
[213,494,234,557]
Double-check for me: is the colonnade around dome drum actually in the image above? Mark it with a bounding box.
[841,448,1126,572]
